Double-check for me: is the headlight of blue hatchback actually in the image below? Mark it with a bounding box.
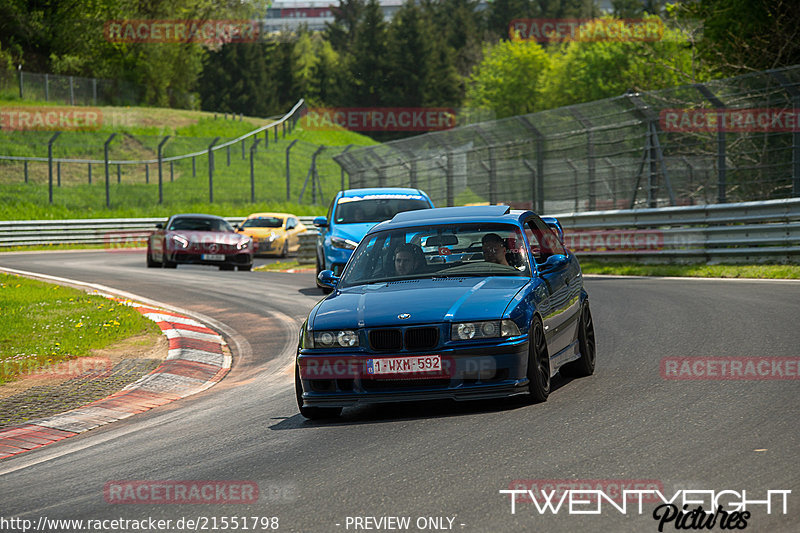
[330,236,358,250]
[451,320,520,341]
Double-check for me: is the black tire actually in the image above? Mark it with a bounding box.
[238,264,252,271]
[295,366,342,420]
[219,264,235,271]
[162,246,177,268]
[146,245,159,268]
[280,239,289,258]
[316,255,333,294]
[562,302,596,378]
[526,317,550,403]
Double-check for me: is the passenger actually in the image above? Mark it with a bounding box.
[393,243,425,276]
[482,233,509,266]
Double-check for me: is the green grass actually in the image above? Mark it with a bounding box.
[0,101,378,220]
[579,261,800,279]
[0,273,160,384]
[253,260,314,272]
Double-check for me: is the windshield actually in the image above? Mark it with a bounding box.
[334,195,430,224]
[241,217,283,229]
[339,223,531,288]
[168,217,234,232]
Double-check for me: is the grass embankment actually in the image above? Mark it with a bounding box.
[579,261,800,279]
[0,100,376,220]
[0,273,160,385]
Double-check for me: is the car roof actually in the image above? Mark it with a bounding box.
[338,187,427,199]
[169,213,226,220]
[245,212,292,219]
[374,205,534,231]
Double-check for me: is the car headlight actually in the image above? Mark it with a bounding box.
[171,235,189,248]
[312,330,359,348]
[450,320,520,341]
[236,238,252,250]
[330,236,358,250]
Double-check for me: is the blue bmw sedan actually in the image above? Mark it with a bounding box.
[296,205,595,419]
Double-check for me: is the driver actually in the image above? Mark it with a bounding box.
[393,243,425,275]
[481,233,509,266]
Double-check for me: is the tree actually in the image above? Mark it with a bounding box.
[466,38,551,118]
[385,1,431,107]
[539,16,708,109]
[672,0,800,75]
[347,0,389,107]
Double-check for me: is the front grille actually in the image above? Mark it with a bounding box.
[405,327,439,350]
[362,378,450,392]
[369,329,403,351]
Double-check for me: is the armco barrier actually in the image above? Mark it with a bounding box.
[0,216,318,248]
[2,200,799,263]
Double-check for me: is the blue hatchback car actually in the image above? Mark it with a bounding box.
[296,205,596,419]
[313,188,434,291]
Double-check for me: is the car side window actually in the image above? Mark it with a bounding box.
[525,217,566,264]
[286,218,296,230]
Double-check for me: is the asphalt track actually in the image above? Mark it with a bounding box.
[0,249,798,533]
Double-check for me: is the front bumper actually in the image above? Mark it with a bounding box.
[297,340,529,408]
[168,251,253,266]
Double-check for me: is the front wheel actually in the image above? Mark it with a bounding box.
[526,317,550,403]
[162,246,177,268]
[280,239,289,258]
[146,244,159,268]
[295,366,342,419]
[562,302,596,378]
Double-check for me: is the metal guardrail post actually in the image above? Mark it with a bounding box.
[157,135,170,204]
[695,84,727,203]
[769,70,800,197]
[241,139,246,159]
[339,145,353,191]
[24,161,28,184]
[311,145,325,204]
[274,125,279,143]
[45,73,49,101]
[48,132,61,204]
[117,164,121,184]
[227,145,231,166]
[264,129,269,149]
[475,127,497,205]
[18,66,23,99]
[144,164,148,184]
[565,159,579,212]
[517,116,545,213]
[69,76,74,106]
[250,138,261,202]
[104,133,116,208]
[57,162,61,187]
[208,137,220,203]
[282,121,286,139]
[570,110,596,210]
[92,78,97,106]
[192,156,196,177]
[286,139,298,201]
[88,163,93,185]
[170,161,174,182]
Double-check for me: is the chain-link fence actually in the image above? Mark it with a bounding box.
[5,70,149,107]
[335,66,800,214]
[0,99,363,210]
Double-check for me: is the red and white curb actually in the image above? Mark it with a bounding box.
[0,300,230,460]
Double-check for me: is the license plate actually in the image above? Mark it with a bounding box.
[202,254,225,261]
[366,355,441,376]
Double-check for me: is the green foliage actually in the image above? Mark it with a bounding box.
[670,0,800,76]
[466,38,552,118]
[540,16,707,109]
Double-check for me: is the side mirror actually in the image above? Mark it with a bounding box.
[233,224,240,231]
[313,216,328,228]
[537,254,567,274]
[155,223,163,229]
[318,269,339,289]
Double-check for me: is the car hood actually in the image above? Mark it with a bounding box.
[313,277,529,329]
[167,230,248,244]
[330,223,377,244]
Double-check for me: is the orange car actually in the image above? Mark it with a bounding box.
[236,213,307,257]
